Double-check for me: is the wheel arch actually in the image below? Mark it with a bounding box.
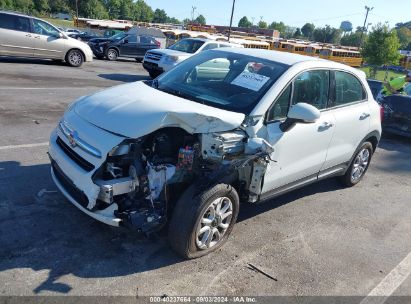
[106,46,120,57]
[65,48,85,62]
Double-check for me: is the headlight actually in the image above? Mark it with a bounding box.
[165,55,180,63]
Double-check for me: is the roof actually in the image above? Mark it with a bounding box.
[0,10,29,17]
[216,47,322,66]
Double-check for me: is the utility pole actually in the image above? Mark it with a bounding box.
[75,0,79,27]
[360,6,373,46]
[227,0,236,42]
[191,6,197,23]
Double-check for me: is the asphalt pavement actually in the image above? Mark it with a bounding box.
[0,56,410,299]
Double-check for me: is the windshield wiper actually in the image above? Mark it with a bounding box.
[159,87,205,105]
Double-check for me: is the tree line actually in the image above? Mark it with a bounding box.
[0,0,208,25]
[238,15,411,50]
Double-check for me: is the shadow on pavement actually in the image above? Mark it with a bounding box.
[98,74,150,82]
[0,56,66,66]
[0,134,409,294]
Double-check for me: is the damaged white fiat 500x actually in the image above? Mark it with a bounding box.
[49,48,381,258]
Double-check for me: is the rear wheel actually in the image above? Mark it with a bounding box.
[106,48,118,61]
[168,183,239,259]
[339,141,373,187]
[66,49,84,67]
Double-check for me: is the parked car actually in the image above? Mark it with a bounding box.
[379,84,411,137]
[68,31,103,42]
[88,32,161,61]
[0,11,93,67]
[49,49,381,258]
[143,38,243,78]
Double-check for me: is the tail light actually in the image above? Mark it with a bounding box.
[380,105,384,122]
[155,40,160,47]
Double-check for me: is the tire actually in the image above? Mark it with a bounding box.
[168,183,239,259]
[135,58,143,63]
[66,49,84,67]
[95,55,105,60]
[106,48,118,61]
[339,141,374,187]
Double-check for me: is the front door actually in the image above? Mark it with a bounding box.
[120,35,138,56]
[262,69,336,192]
[32,19,67,59]
[0,13,34,57]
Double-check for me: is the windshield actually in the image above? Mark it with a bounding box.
[154,50,289,114]
[110,33,127,41]
[168,39,205,54]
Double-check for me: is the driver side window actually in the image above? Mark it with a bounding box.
[33,19,59,37]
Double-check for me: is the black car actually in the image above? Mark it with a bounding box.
[68,31,102,42]
[380,84,411,138]
[88,32,160,61]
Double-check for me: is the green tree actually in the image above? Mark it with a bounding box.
[132,0,153,22]
[105,0,121,19]
[396,27,411,50]
[313,25,342,44]
[340,31,362,47]
[13,0,33,13]
[195,14,206,25]
[0,0,15,9]
[362,23,401,68]
[301,23,315,38]
[152,8,168,23]
[182,18,191,25]
[238,16,252,28]
[33,0,49,13]
[80,0,108,19]
[167,17,181,24]
[293,28,302,38]
[258,20,267,29]
[269,21,286,36]
[49,0,70,13]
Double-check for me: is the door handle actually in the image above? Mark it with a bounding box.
[360,113,370,120]
[34,36,41,39]
[25,34,32,37]
[318,121,334,131]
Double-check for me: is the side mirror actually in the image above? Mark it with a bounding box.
[124,39,129,44]
[280,103,320,132]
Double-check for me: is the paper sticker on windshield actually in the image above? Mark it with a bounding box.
[231,71,270,91]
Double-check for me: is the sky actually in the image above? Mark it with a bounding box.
[144,0,410,30]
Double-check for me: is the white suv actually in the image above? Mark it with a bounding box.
[142,38,242,78]
[49,48,381,258]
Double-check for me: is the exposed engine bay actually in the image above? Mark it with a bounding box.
[90,128,273,234]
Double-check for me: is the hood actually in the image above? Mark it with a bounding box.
[74,81,245,138]
[150,48,192,58]
[88,37,112,44]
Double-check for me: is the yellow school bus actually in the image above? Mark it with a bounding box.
[273,40,292,52]
[286,42,307,55]
[305,45,322,57]
[320,48,362,67]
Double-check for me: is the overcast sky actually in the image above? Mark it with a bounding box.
[144,0,410,29]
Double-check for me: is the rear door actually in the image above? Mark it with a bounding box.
[321,70,370,170]
[0,13,34,57]
[136,36,158,57]
[32,18,67,59]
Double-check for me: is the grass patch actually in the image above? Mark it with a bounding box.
[359,67,404,82]
[42,18,74,29]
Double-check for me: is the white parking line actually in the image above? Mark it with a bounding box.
[0,142,49,150]
[360,251,411,304]
[0,87,97,90]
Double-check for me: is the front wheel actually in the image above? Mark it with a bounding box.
[66,49,84,67]
[339,141,373,187]
[168,183,239,259]
[106,48,118,61]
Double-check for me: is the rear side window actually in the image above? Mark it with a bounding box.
[333,71,366,106]
[126,35,137,43]
[0,13,31,32]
